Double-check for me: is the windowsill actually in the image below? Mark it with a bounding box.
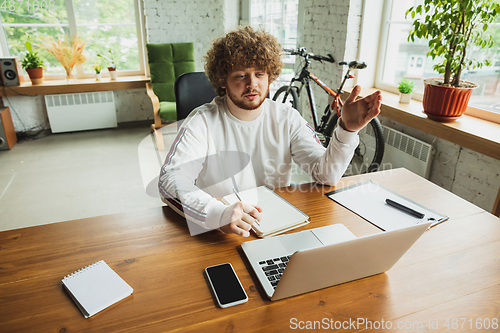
[343,87,500,161]
[0,75,151,97]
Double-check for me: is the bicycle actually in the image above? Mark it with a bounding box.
[272,47,385,174]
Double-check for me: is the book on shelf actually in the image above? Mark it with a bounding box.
[62,260,133,318]
[221,185,309,238]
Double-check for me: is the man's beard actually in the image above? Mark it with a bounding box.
[226,86,269,111]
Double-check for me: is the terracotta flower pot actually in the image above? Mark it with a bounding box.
[26,67,44,85]
[422,78,478,122]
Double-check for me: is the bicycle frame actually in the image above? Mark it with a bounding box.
[275,49,384,174]
[282,60,353,133]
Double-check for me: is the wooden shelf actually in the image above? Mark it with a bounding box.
[342,87,500,217]
[0,75,150,97]
[344,87,500,161]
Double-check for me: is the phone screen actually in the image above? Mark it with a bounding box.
[205,263,248,308]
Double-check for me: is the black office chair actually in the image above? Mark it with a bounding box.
[175,72,218,124]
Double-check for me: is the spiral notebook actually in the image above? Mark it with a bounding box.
[62,260,133,318]
[221,185,309,237]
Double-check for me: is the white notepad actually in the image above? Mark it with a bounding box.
[221,186,309,237]
[62,260,133,318]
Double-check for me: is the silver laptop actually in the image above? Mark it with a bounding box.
[241,222,431,301]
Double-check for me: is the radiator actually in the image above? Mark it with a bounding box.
[45,91,117,133]
[364,125,434,179]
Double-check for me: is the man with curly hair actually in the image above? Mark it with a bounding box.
[159,26,381,237]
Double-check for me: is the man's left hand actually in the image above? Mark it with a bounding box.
[340,85,382,132]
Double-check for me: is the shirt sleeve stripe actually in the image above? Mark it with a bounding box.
[164,127,187,168]
[158,127,208,223]
[158,185,208,223]
[305,123,321,144]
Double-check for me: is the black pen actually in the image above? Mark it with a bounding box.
[233,189,260,226]
[385,198,425,219]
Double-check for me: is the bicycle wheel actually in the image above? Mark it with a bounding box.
[272,86,299,110]
[326,113,385,175]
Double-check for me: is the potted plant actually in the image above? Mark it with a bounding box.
[97,49,117,80]
[398,78,414,103]
[93,64,102,81]
[21,39,44,85]
[406,0,500,121]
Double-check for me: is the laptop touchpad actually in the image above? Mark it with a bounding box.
[311,224,357,245]
[278,231,322,253]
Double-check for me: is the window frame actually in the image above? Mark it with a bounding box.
[0,0,146,80]
[374,0,500,124]
[246,0,300,96]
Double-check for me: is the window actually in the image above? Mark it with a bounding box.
[250,0,298,50]
[376,0,500,116]
[249,0,299,95]
[0,0,145,79]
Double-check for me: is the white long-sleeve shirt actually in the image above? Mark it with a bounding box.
[158,96,358,233]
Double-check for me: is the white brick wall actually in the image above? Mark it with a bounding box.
[4,95,49,132]
[296,0,362,126]
[114,89,155,122]
[379,116,500,213]
[144,0,237,72]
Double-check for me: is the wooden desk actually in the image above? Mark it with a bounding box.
[1,169,499,332]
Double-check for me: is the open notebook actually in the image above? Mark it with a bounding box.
[62,260,133,318]
[221,186,309,237]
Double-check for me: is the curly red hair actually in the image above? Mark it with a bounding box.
[204,26,283,96]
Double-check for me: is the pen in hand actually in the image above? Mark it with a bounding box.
[233,189,261,226]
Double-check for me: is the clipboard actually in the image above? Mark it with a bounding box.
[325,181,449,231]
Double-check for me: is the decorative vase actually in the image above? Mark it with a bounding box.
[65,67,76,83]
[26,67,43,85]
[422,78,478,122]
[96,73,101,81]
[108,67,117,80]
[399,93,411,103]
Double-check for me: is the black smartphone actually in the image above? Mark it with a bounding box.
[205,263,248,308]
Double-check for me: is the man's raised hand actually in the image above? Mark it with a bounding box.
[340,85,382,132]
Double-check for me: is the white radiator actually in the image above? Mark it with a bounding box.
[45,92,117,133]
[364,125,434,179]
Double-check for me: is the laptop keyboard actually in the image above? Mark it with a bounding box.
[259,255,291,289]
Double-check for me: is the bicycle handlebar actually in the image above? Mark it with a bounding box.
[284,47,367,69]
[339,60,367,70]
[284,47,335,64]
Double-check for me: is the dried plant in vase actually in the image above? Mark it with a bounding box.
[43,35,87,83]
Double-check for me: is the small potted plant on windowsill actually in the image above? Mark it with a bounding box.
[398,78,414,103]
[97,48,117,80]
[21,39,44,85]
[93,64,102,81]
[406,0,500,121]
